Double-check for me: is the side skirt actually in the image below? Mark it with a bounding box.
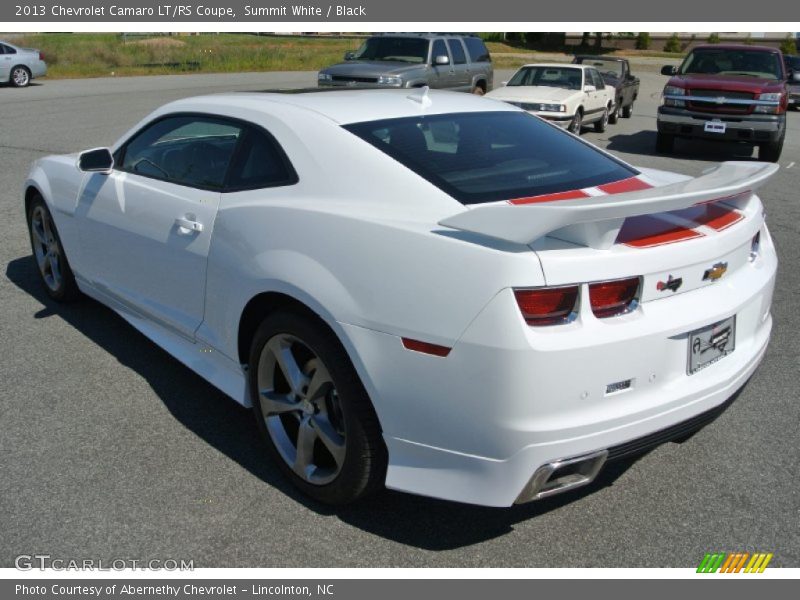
[75,276,250,407]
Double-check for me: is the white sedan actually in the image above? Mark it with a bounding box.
[24,88,777,507]
[486,63,616,134]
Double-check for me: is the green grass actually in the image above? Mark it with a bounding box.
[12,33,367,78]
[11,33,683,79]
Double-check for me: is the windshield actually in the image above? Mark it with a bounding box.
[578,59,623,78]
[352,37,429,64]
[679,48,783,80]
[345,112,637,205]
[785,56,800,71]
[508,66,583,90]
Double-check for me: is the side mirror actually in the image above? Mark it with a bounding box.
[433,55,450,66]
[344,51,355,61]
[78,148,114,173]
[661,65,678,76]
[584,84,596,93]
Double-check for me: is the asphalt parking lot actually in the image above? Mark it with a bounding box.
[1,69,799,568]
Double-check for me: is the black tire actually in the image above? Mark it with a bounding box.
[622,102,634,118]
[758,137,784,162]
[655,131,675,154]
[249,310,387,505]
[10,65,32,88]
[569,109,583,135]
[594,107,609,133]
[26,194,80,302]
[609,101,620,124]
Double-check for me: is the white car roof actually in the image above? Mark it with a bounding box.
[156,89,519,126]
[518,63,588,70]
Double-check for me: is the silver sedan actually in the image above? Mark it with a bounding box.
[1,40,47,87]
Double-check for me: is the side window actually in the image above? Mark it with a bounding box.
[119,115,242,190]
[591,69,605,90]
[431,39,448,63]
[447,39,467,65]
[464,38,491,63]
[225,126,298,191]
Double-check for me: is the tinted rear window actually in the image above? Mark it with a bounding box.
[464,37,491,63]
[345,111,637,205]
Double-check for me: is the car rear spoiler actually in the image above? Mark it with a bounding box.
[438,161,778,249]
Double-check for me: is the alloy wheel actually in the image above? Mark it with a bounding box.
[30,205,63,292]
[12,67,30,87]
[257,333,347,485]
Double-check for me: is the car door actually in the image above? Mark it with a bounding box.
[585,68,605,116]
[428,38,455,89]
[0,44,14,81]
[446,38,471,91]
[76,114,244,340]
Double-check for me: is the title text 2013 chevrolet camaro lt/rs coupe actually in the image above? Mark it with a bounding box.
[24,89,777,507]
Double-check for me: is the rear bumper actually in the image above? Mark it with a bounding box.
[29,60,47,78]
[341,227,777,507]
[657,107,785,143]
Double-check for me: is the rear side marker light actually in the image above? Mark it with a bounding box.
[589,277,640,319]
[514,286,579,326]
[401,338,451,357]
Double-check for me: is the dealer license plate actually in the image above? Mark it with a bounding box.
[688,316,736,375]
[704,120,726,134]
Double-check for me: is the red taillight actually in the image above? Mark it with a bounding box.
[38,51,45,61]
[514,286,579,326]
[589,277,640,318]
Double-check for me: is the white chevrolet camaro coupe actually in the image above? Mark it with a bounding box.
[486,64,616,134]
[24,88,777,507]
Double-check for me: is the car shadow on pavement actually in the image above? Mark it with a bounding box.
[7,254,650,551]
[606,130,759,161]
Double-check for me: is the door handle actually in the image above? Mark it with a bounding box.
[175,216,203,234]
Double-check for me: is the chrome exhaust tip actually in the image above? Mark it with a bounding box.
[515,449,608,504]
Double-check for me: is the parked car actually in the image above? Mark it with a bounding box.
[485,63,615,134]
[784,54,800,110]
[25,89,777,507]
[0,40,47,87]
[572,56,639,123]
[657,44,788,161]
[317,33,492,94]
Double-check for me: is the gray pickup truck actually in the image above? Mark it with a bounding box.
[572,56,639,123]
[318,33,493,94]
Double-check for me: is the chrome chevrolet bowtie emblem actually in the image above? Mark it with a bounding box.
[703,261,728,282]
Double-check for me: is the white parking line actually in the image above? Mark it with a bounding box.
[787,162,795,169]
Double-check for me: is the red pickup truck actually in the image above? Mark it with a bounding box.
[656,44,788,162]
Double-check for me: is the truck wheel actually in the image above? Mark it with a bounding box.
[471,82,486,95]
[759,137,784,162]
[609,101,619,124]
[622,102,634,118]
[655,132,674,154]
